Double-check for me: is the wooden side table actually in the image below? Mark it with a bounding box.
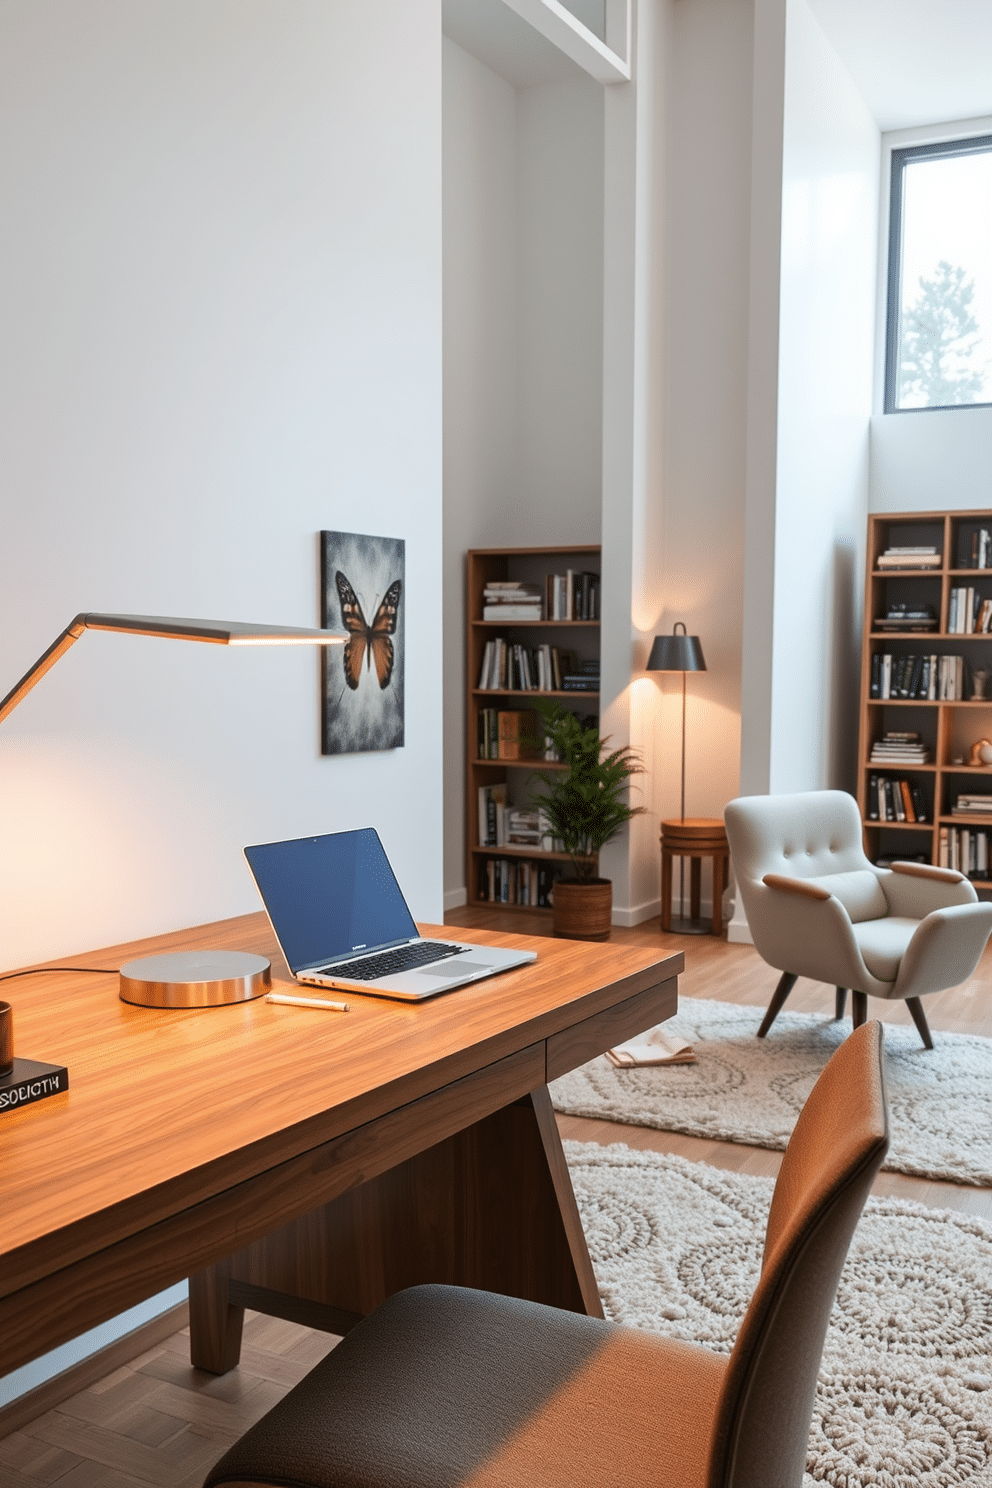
[660,817,729,935]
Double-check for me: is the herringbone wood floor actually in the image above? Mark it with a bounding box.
[3,915,990,1486]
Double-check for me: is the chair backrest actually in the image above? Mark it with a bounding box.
[725,790,889,926]
[707,1020,888,1488]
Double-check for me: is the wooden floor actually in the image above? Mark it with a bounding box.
[4,909,991,1484]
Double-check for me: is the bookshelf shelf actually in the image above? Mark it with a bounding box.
[858,508,992,888]
[472,689,599,699]
[466,544,601,912]
[472,619,600,629]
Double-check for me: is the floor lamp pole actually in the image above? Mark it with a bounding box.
[679,670,686,917]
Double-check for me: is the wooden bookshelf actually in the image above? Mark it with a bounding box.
[466,545,601,913]
[857,509,992,890]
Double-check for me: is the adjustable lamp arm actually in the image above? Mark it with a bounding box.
[0,612,344,725]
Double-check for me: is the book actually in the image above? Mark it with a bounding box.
[483,605,543,621]
[606,1029,696,1067]
[497,710,539,760]
[0,1058,69,1113]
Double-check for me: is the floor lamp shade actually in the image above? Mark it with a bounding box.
[646,628,706,674]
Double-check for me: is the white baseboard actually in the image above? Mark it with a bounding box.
[444,887,468,911]
[611,897,661,928]
[727,897,753,943]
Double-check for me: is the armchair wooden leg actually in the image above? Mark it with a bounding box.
[905,997,935,1050]
[851,991,868,1028]
[835,987,848,1020]
[757,972,798,1038]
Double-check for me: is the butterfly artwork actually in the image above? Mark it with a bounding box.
[335,572,402,691]
[320,530,405,754]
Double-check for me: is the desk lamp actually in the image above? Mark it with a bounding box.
[647,623,707,931]
[2,612,344,1007]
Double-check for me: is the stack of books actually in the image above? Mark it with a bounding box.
[561,659,600,693]
[476,709,539,761]
[876,545,941,569]
[477,640,576,691]
[965,529,992,569]
[869,732,930,765]
[873,602,938,631]
[952,795,992,817]
[867,774,928,822]
[482,582,543,621]
[948,587,992,634]
[506,808,550,848]
[546,570,600,620]
[939,826,991,877]
[477,783,508,847]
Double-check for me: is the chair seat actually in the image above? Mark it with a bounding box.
[204,1284,728,1488]
[850,916,918,982]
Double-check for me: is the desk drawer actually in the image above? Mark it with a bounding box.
[545,976,678,1082]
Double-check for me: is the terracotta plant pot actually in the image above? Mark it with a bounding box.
[551,877,612,941]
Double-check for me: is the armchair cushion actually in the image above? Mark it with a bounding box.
[803,869,889,923]
[850,917,917,983]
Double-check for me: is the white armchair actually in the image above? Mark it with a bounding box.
[724,790,992,1047]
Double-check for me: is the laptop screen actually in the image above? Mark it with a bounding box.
[244,828,418,972]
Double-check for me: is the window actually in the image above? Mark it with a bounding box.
[885,134,992,413]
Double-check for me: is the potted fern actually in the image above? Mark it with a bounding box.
[530,701,644,940]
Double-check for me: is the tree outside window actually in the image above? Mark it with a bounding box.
[886,137,992,412]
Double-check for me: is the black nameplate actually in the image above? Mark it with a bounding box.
[0,1057,69,1113]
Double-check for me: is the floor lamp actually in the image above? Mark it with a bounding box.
[647,623,708,933]
[2,612,345,1007]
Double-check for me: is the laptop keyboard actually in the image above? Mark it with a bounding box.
[319,942,466,981]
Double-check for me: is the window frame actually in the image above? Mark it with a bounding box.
[884,131,992,415]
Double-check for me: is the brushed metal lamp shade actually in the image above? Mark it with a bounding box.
[646,629,706,675]
[3,612,345,1007]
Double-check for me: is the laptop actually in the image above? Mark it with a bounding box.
[243,827,537,1001]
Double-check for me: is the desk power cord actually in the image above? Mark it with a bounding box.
[0,967,117,984]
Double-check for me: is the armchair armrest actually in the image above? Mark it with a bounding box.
[761,874,830,900]
[878,864,977,918]
[749,878,883,993]
[890,861,965,884]
[893,902,992,1000]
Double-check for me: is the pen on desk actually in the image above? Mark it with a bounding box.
[265,992,350,1013]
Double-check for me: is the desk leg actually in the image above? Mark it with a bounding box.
[188,1086,602,1373]
[189,1263,244,1374]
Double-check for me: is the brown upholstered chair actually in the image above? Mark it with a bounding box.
[203,1021,888,1488]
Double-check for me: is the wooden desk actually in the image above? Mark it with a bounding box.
[0,913,680,1378]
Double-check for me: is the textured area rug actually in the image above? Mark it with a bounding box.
[568,1140,992,1487]
[552,997,992,1185]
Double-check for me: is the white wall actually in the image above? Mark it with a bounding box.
[600,0,754,925]
[442,38,518,902]
[870,408,992,512]
[515,76,605,534]
[0,0,441,1405]
[0,0,444,973]
[442,42,604,905]
[744,0,879,798]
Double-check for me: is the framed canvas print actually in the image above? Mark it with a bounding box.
[320,530,405,754]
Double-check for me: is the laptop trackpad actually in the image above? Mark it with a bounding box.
[424,960,490,977]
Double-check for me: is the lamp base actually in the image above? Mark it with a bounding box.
[666,914,714,937]
[119,951,271,1008]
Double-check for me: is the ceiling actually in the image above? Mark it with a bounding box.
[808,0,992,132]
[442,0,992,134]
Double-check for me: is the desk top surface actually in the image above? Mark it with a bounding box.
[1,913,680,1294]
